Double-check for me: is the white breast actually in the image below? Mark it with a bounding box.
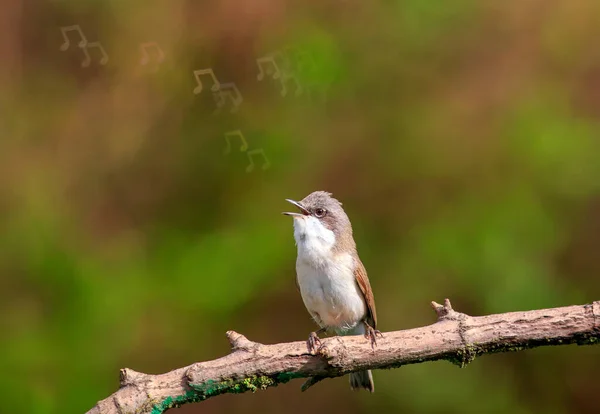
[293,216,367,334]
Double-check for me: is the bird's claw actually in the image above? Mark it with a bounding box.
[365,325,383,349]
[307,331,322,354]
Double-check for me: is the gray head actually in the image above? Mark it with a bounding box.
[283,191,355,251]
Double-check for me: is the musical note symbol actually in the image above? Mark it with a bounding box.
[246,149,270,172]
[140,42,165,67]
[223,130,249,154]
[257,48,303,97]
[279,72,303,97]
[81,41,109,67]
[59,25,87,51]
[256,55,281,81]
[212,83,243,114]
[192,68,220,94]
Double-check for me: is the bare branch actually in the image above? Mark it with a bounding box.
[87,299,600,414]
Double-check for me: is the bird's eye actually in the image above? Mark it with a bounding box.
[314,208,327,218]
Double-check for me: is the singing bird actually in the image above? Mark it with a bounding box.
[283,191,380,392]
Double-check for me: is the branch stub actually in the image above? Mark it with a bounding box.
[119,368,148,387]
[226,330,255,351]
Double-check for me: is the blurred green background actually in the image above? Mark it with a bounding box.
[1,0,600,413]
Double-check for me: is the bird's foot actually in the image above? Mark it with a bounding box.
[307,331,323,355]
[364,323,383,349]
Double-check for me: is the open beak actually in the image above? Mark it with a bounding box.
[282,199,310,217]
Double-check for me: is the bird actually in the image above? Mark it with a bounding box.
[283,191,381,392]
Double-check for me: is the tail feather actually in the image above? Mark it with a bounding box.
[349,370,374,392]
[344,323,374,392]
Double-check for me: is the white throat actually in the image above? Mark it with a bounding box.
[293,216,336,267]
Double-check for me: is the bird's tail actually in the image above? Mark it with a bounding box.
[347,322,374,392]
[349,370,374,392]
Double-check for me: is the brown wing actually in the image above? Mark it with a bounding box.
[353,256,377,329]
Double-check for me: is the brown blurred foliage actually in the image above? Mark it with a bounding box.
[1,0,600,413]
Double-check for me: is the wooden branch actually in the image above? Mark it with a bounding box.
[87,299,600,414]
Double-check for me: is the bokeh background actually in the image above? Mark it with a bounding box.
[1,0,600,413]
